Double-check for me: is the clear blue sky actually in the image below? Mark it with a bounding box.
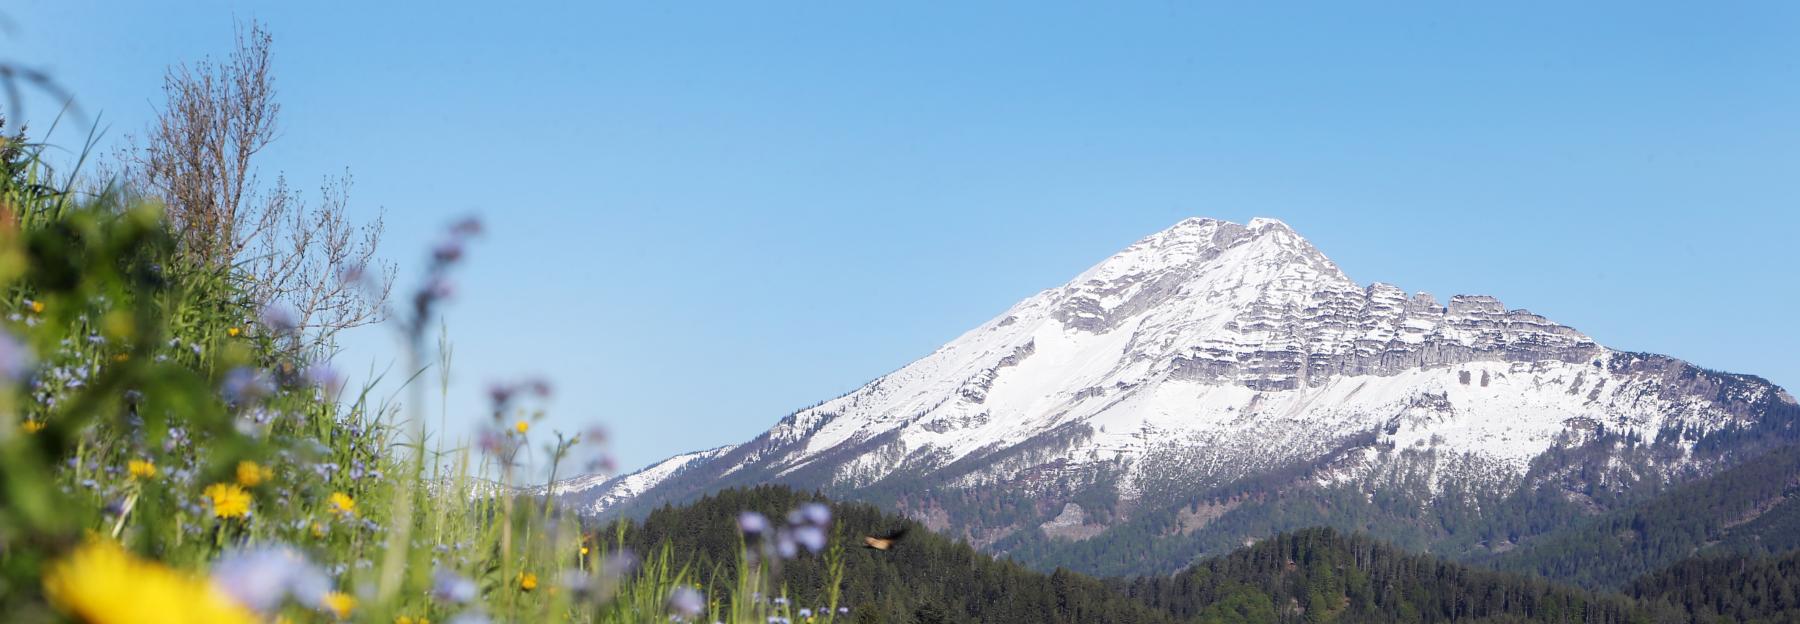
[8,2,1798,475]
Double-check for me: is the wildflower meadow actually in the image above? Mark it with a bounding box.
[0,117,850,624]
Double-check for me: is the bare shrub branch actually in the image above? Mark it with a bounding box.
[118,20,394,352]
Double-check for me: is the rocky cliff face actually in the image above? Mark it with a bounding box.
[554,217,1795,568]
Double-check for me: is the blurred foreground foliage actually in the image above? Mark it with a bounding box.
[0,118,847,623]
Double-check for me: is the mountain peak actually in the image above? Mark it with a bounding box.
[1246,216,1291,231]
[558,216,1788,544]
[1088,216,1332,279]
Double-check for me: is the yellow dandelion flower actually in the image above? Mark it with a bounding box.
[43,539,257,624]
[128,460,157,480]
[515,420,529,434]
[580,545,590,556]
[23,419,46,434]
[236,461,268,487]
[328,492,356,516]
[204,483,252,519]
[227,326,241,337]
[321,591,356,619]
[518,571,538,592]
[29,300,44,314]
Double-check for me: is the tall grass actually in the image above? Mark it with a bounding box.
[0,132,846,623]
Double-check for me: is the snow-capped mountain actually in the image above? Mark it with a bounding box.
[558,217,1795,564]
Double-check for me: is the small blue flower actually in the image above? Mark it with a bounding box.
[221,367,275,403]
[792,525,827,554]
[774,531,799,559]
[737,511,769,537]
[260,306,298,334]
[601,550,638,582]
[668,586,704,619]
[211,545,330,612]
[797,502,831,527]
[0,330,31,382]
[432,568,479,603]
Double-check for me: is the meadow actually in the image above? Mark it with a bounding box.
[0,127,849,623]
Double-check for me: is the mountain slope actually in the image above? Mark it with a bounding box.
[1489,438,1800,589]
[561,217,1796,577]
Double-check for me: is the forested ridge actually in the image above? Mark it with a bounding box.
[610,486,1181,624]
[606,481,1800,623]
[1489,443,1800,589]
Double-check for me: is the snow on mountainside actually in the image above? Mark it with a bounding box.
[554,217,1793,530]
[537,446,730,510]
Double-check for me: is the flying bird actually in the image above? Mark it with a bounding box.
[862,527,908,551]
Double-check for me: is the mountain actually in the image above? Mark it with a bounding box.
[557,217,1798,577]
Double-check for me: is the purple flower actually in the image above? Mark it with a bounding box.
[211,546,330,612]
[559,569,592,595]
[432,238,465,263]
[737,511,769,537]
[774,530,798,559]
[488,382,515,406]
[601,550,639,580]
[0,330,31,382]
[260,305,298,334]
[424,277,455,301]
[797,502,831,527]
[450,216,484,237]
[163,428,189,453]
[305,364,346,398]
[586,455,617,475]
[792,525,827,554]
[432,568,479,603]
[338,264,367,286]
[221,367,275,403]
[668,586,705,618]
